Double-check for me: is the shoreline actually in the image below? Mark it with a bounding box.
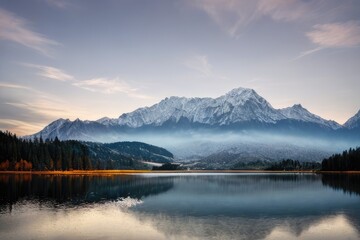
[0,170,359,175]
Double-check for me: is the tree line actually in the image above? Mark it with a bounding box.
[266,159,321,171]
[321,147,360,171]
[0,131,91,171]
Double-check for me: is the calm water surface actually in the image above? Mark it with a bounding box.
[1,173,360,240]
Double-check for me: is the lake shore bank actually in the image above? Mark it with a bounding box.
[1,170,360,175]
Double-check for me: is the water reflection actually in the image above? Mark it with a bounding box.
[0,173,360,240]
[322,174,360,196]
[0,174,173,208]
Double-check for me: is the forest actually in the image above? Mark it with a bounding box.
[266,159,321,171]
[0,130,170,171]
[0,131,91,171]
[321,147,360,171]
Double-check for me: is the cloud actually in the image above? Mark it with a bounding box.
[0,8,59,56]
[73,77,153,99]
[0,83,33,90]
[73,77,135,94]
[44,0,70,9]
[184,55,213,77]
[24,64,74,81]
[184,55,227,81]
[257,0,312,22]
[22,63,152,98]
[294,21,360,60]
[292,47,324,61]
[0,119,45,136]
[189,0,259,37]
[306,21,360,48]
[188,0,317,37]
[0,83,78,135]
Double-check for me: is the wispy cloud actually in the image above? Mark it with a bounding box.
[0,83,33,90]
[188,0,318,37]
[295,21,360,60]
[73,77,137,96]
[0,119,45,136]
[0,8,59,56]
[184,55,213,77]
[24,64,74,81]
[189,0,258,37]
[257,0,313,22]
[73,77,152,99]
[44,0,70,9]
[0,83,78,135]
[293,47,324,61]
[306,21,360,48]
[23,63,152,98]
[184,55,227,81]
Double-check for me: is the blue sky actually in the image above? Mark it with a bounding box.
[1,0,360,135]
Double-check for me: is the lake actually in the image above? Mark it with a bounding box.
[1,173,360,240]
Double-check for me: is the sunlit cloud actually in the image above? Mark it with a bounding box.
[0,83,79,135]
[0,8,59,56]
[5,101,70,117]
[306,21,360,48]
[0,119,44,136]
[73,77,135,94]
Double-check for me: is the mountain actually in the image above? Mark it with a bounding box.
[117,88,285,127]
[29,87,344,141]
[115,87,340,129]
[26,87,359,164]
[33,118,108,141]
[279,104,341,129]
[344,109,360,129]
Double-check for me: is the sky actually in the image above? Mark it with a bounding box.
[1,0,360,136]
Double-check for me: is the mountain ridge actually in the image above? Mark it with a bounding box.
[28,87,355,141]
[344,109,360,129]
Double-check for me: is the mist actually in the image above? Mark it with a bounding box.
[89,129,358,162]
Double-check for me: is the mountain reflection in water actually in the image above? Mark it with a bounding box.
[0,173,360,240]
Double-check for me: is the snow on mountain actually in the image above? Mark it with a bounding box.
[29,118,107,141]
[33,118,70,139]
[279,104,342,129]
[117,87,285,127]
[344,109,360,129]
[115,87,341,129]
[29,87,347,141]
[96,117,118,126]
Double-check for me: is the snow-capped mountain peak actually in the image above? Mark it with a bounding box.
[116,88,284,127]
[279,104,342,129]
[344,109,360,129]
[28,87,350,141]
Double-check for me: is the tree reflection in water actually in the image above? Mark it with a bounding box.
[0,173,360,240]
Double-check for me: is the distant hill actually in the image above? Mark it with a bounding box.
[85,141,173,165]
